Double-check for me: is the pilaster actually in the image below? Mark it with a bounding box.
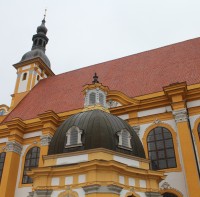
[164,82,200,197]
[38,111,59,166]
[0,141,23,197]
[0,118,25,197]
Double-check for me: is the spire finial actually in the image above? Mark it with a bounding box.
[43,9,47,21]
[92,72,99,84]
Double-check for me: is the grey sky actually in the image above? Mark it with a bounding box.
[1,0,200,106]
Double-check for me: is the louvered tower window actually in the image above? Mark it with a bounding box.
[147,127,177,170]
[89,92,96,105]
[99,93,104,106]
[66,126,83,148]
[0,152,6,182]
[22,147,40,184]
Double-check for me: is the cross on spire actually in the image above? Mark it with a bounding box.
[44,9,47,20]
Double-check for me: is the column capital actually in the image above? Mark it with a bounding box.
[40,134,53,146]
[172,108,188,123]
[5,141,22,155]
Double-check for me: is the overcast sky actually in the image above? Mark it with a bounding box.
[1,0,200,106]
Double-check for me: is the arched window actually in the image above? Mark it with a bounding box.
[65,126,83,148]
[0,152,6,181]
[117,129,132,149]
[163,193,178,197]
[22,73,27,81]
[0,109,5,116]
[197,123,200,140]
[22,147,40,184]
[34,39,37,45]
[99,93,104,106]
[38,39,42,45]
[37,75,40,81]
[147,127,177,170]
[89,92,96,105]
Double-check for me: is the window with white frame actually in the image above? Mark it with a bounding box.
[89,92,96,105]
[65,126,83,147]
[99,93,104,106]
[117,129,132,149]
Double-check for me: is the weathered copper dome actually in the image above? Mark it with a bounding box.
[48,110,145,158]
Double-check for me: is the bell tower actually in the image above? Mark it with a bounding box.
[10,13,54,110]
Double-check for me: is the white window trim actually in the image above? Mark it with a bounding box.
[65,126,83,148]
[117,129,132,150]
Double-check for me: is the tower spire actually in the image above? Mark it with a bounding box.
[31,13,49,52]
[44,9,47,21]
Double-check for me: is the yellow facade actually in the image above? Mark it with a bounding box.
[1,78,200,196]
[1,19,200,197]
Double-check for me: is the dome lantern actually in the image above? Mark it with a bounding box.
[82,73,109,112]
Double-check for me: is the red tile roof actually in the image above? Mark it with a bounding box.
[4,37,200,121]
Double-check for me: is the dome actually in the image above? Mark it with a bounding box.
[20,49,51,67]
[37,19,47,34]
[48,110,145,158]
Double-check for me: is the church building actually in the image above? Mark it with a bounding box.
[0,15,200,197]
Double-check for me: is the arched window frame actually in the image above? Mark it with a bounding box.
[0,109,5,116]
[117,129,132,150]
[147,127,177,170]
[125,191,140,197]
[65,126,83,148]
[21,146,40,184]
[142,123,181,172]
[161,188,183,197]
[0,152,6,182]
[193,118,200,160]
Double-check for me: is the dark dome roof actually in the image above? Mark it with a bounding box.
[20,49,51,67]
[48,110,145,158]
[37,19,47,34]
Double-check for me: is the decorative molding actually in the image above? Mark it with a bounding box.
[35,190,53,197]
[107,100,121,108]
[173,108,188,123]
[133,125,140,137]
[107,184,123,194]
[40,134,52,146]
[160,181,171,189]
[5,141,22,155]
[27,191,34,197]
[83,184,122,195]
[145,192,163,197]
[153,119,162,124]
[160,182,184,197]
